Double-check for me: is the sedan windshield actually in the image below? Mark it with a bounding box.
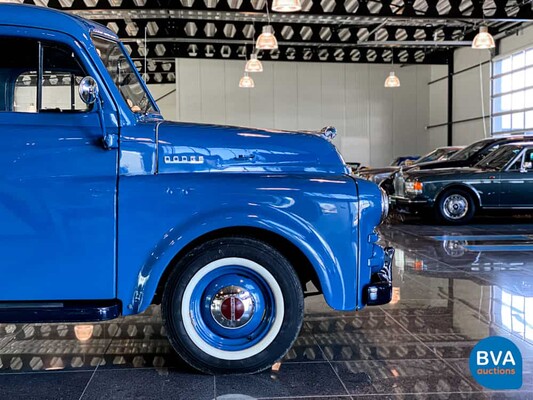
[416,148,449,164]
[475,146,522,170]
[448,140,490,161]
[92,35,156,114]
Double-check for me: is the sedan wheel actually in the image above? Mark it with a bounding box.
[162,237,304,374]
[436,189,475,225]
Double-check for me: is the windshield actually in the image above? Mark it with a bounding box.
[92,36,156,114]
[416,148,448,164]
[475,145,521,170]
[448,140,490,161]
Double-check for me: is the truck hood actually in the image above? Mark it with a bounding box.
[156,121,348,174]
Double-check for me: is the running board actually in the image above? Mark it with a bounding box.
[0,300,121,323]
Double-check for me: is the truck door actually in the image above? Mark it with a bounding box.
[0,34,118,301]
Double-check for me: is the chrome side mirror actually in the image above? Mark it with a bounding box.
[79,76,99,105]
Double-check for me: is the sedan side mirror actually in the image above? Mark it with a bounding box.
[79,76,99,105]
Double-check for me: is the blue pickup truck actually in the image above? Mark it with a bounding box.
[0,4,393,374]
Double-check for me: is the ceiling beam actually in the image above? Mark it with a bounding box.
[35,0,533,22]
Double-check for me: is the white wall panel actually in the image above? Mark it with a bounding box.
[344,65,370,164]
[200,60,226,125]
[147,84,177,121]
[272,63,298,130]
[297,63,322,130]
[250,62,274,129]
[177,59,202,122]
[224,61,251,127]
[173,59,431,166]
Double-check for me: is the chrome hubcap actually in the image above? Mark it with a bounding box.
[210,285,255,329]
[443,194,468,220]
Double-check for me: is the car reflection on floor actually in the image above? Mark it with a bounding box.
[0,220,532,399]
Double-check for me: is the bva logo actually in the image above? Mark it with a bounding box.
[469,336,522,390]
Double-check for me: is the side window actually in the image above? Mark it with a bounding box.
[523,149,533,171]
[1,36,89,113]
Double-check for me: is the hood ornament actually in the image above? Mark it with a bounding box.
[321,126,337,140]
[302,126,337,141]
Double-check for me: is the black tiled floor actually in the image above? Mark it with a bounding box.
[0,219,532,399]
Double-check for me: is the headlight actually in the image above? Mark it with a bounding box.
[380,187,389,223]
[405,180,423,194]
[373,172,391,185]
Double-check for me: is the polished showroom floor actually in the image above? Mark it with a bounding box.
[0,218,532,399]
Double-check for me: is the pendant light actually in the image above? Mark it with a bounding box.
[239,72,255,88]
[256,2,278,50]
[256,25,278,50]
[245,54,263,72]
[384,71,401,88]
[472,25,495,49]
[384,49,400,88]
[272,0,301,12]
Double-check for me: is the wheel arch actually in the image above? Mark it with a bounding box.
[151,226,320,306]
[435,183,482,208]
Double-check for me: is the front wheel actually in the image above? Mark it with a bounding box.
[435,188,476,225]
[161,237,304,374]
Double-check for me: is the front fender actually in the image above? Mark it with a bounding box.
[117,173,359,315]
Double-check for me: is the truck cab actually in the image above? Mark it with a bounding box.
[0,4,393,374]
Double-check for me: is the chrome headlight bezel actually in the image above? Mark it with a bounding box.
[380,187,389,223]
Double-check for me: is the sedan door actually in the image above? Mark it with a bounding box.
[499,148,533,208]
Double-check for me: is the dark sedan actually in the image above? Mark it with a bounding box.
[391,142,533,224]
[356,146,462,185]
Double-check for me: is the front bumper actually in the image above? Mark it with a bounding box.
[364,247,395,306]
[390,196,430,213]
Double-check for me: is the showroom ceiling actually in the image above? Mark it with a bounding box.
[15,0,533,83]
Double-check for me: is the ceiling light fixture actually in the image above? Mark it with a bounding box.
[256,2,278,50]
[272,0,301,12]
[472,25,496,49]
[239,72,255,88]
[384,49,400,88]
[384,71,400,88]
[256,25,278,50]
[245,54,263,72]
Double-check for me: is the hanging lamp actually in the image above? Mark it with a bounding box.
[272,0,301,12]
[256,25,278,50]
[239,72,255,88]
[245,54,263,72]
[384,49,400,88]
[472,25,496,49]
[384,71,401,88]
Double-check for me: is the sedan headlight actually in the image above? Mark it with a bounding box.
[373,172,392,185]
[405,180,423,194]
[380,187,389,223]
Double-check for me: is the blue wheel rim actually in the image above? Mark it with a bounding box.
[188,265,276,351]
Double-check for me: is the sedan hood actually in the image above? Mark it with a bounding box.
[410,158,469,170]
[358,166,399,176]
[405,167,483,181]
[156,121,348,174]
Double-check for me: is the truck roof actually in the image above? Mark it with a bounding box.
[0,4,118,42]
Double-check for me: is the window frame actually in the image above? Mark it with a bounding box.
[1,35,91,114]
[491,45,533,135]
